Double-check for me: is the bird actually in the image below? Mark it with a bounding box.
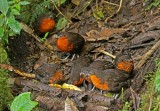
[80,60,114,90]
[80,54,134,92]
[34,63,62,84]
[80,68,130,92]
[56,32,85,60]
[33,13,56,34]
[67,55,92,86]
[114,54,134,74]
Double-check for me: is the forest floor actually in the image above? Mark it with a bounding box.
[5,0,160,111]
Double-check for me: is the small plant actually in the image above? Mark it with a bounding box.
[137,58,160,111]
[154,58,160,92]
[0,42,13,110]
[119,101,131,111]
[0,0,30,43]
[145,0,160,10]
[118,88,131,111]
[10,92,38,111]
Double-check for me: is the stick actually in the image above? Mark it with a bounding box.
[105,0,123,22]
[99,50,116,59]
[0,64,35,78]
[20,22,54,50]
[20,22,41,43]
[136,39,160,69]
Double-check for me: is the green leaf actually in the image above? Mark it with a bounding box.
[41,32,49,42]
[93,10,104,20]
[54,0,66,6]
[155,69,160,92]
[10,92,38,111]
[9,29,16,36]
[60,0,67,4]
[11,9,20,15]
[0,0,9,15]
[56,17,68,30]
[0,15,5,26]
[8,1,16,5]
[97,10,104,18]
[19,1,30,5]
[7,18,21,34]
[0,28,4,38]
[12,4,21,11]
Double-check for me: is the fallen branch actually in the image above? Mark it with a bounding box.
[0,64,35,78]
[135,39,160,69]
[11,78,114,107]
[99,50,116,59]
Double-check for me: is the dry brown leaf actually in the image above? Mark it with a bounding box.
[85,27,127,41]
[65,97,79,111]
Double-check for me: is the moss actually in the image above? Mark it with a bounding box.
[118,101,132,111]
[137,61,160,111]
[0,42,13,111]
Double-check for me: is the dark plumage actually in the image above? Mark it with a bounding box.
[56,32,85,54]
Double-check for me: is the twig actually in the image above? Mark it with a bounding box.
[135,39,160,69]
[125,42,155,49]
[51,0,72,23]
[72,0,92,18]
[148,86,154,111]
[104,1,119,6]
[0,64,35,78]
[105,0,123,22]
[130,87,141,110]
[20,22,41,43]
[116,0,123,13]
[20,22,54,51]
[99,50,116,59]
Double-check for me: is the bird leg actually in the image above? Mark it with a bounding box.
[63,53,71,60]
[91,86,95,92]
[113,93,119,99]
[70,54,76,61]
[100,90,103,94]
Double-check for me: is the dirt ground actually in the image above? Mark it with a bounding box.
[6,0,160,111]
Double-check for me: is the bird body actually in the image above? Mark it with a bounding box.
[80,54,134,92]
[114,54,134,74]
[80,68,130,92]
[33,13,55,34]
[67,56,92,86]
[56,32,85,54]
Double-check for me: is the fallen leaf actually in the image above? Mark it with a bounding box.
[49,83,82,91]
[65,97,79,111]
[62,83,82,91]
[85,27,127,41]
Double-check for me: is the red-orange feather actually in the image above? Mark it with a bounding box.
[39,18,55,33]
